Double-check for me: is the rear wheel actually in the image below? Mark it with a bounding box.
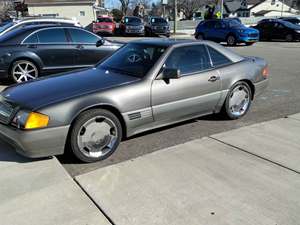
[69,109,122,163]
[195,33,204,40]
[11,60,39,83]
[285,33,294,42]
[221,81,252,120]
[226,35,236,46]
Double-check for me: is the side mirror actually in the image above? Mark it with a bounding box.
[96,39,105,47]
[160,68,181,80]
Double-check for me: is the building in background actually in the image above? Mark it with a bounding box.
[249,0,299,16]
[25,0,104,26]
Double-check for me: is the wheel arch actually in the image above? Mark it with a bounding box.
[68,104,128,139]
[232,79,255,100]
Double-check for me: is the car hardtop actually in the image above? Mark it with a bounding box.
[129,39,244,63]
[0,24,63,44]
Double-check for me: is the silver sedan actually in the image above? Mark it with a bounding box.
[0,39,269,162]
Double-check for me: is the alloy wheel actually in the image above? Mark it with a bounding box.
[227,35,236,46]
[12,60,38,83]
[228,85,250,117]
[77,116,118,159]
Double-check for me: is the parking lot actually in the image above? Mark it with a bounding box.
[2,39,297,177]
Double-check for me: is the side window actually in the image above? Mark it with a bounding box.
[37,28,67,43]
[68,28,99,44]
[165,45,212,75]
[23,33,38,44]
[207,46,232,67]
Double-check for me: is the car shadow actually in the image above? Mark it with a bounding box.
[0,140,35,163]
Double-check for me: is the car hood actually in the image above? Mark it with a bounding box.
[2,68,140,110]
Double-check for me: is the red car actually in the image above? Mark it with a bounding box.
[93,16,116,35]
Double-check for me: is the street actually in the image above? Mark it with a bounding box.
[54,40,300,177]
[0,39,299,177]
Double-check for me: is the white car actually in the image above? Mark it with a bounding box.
[0,17,81,36]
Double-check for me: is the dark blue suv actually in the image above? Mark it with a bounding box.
[195,19,259,46]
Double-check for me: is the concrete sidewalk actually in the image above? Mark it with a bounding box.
[76,113,300,225]
[0,141,111,225]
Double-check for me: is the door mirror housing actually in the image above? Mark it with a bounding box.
[96,38,105,47]
[160,68,181,80]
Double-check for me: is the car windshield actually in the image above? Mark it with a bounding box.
[151,18,167,24]
[97,17,113,23]
[98,43,167,78]
[281,20,300,29]
[125,17,142,24]
[0,22,15,33]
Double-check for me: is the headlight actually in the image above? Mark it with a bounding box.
[295,30,300,33]
[13,111,49,129]
[238,29,246,33]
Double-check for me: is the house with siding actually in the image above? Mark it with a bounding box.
[25,0,105,26]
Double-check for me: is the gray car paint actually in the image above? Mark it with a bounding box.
[0,40,268,158]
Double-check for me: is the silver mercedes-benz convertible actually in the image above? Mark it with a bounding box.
[0,39,269,162]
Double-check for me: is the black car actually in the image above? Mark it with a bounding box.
[145,17,170,37]
[119,16,145,36]
[0,25,121,83]
[253,19,300,41]
[278,17,300,25]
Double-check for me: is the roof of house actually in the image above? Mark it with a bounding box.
[249,0,299,10]
[25,0,94,6]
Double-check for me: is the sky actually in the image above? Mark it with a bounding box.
[105,0,160,9]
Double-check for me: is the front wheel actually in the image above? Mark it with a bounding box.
[285,34,294,42]
[221,81,252,120]
[11,60,39,83]
[226,35,236,46]
[69,109,122,163]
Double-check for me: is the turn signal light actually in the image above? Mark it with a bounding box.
[25,112,49,129]
[262,66,269,78]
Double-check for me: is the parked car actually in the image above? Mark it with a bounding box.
[145,17,170,37]
[0,17,81,36]
[278,17,300,25]
[0,25,121,83]
[195,19,259,46]
[252,19,300,42]
[92,16,116,35]
[0,39,269,162]
[119,16,145,36]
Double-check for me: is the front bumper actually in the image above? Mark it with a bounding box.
[238,34,259,43]
[254,79,269,98]
[0,123,70,158]
[93,28,114,34]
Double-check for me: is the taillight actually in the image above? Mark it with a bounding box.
[262,66,269,78]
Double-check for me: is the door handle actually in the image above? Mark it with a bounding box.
[27,44,37,49]
[208,76,220,82]
[76,44,84,49]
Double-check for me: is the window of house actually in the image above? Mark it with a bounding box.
[80,11,85,16]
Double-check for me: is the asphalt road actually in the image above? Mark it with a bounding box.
[1,40,300,177]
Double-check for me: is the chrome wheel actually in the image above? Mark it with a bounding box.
[228,85,250,117]
[12,60,38,83]
[77,116,118,158]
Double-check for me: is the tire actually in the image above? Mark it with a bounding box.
[69,109,122,163]
[285,33,294,42]
[245,42,254,46]
[10,60,39,83]
[221,81,252,120]
[195,33,204,40]
[226,35,236,46]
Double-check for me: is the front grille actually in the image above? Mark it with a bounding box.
[0,99,16,124]
[248,33,258,37]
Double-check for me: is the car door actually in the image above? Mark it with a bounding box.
[204,21,217,40]
[67,28,113,66]
[273,22,288,40]
[213,21,228,42]
[151,44,221,123]
[31,28,75,70]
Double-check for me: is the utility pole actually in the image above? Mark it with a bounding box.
[173,0,177,34]
[220,0,224,19]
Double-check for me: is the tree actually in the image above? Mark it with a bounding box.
[118,0,131,15]
[177,0,204,19]
[111,8,123,22]
[0,0,13,21]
